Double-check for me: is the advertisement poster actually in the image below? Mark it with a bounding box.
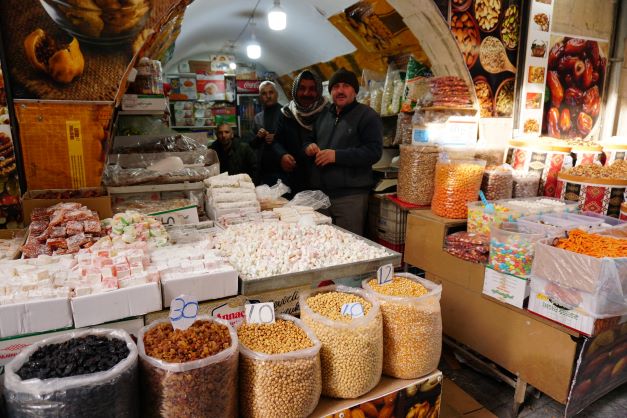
[0,0,178,101]
[450,0,523,118]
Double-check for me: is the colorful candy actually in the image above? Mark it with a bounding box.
[488,223,544,277]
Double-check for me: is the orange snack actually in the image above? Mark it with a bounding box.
[554,229,627,258]
[431,159,485,219]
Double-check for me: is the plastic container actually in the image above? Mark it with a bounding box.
[499,197,579,218]
[480,165,513,200]
[238,315,322,418]
[138,316,238,418]
[299,285,383,399]
[397,144,440,205]
[362,273,442,379]
[431,157,486,219]
[512,171,540,198]
[466,200,513,235]
[489,222,545,277]
[4,329,138,418]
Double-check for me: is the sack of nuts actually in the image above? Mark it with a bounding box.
[237,314,322,418]
[299,285,383,399]
[431,157,486,219]
[363,273,442,379]
[3,329,139,418]
[398,144,440,205]
[137,316,238,418]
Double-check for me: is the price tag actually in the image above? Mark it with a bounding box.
[245,302,276,324]
[341,303,364,318]
[377,264,394,285]
[169,294,199,330]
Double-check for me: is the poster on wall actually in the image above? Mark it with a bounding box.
[0,0,177,101]
[450,0,523,118]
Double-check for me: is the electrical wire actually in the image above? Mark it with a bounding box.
[232,0,262,45]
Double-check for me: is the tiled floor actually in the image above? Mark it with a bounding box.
[439,349,627,418]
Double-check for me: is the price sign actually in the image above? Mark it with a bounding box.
[245,302,276,324]
[377,264,394,285]
[169,294,199,330]
[341,303,364,318]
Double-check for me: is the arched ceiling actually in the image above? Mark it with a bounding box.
[166,0,358,75]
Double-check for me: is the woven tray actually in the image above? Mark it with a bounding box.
[0,0,176,101]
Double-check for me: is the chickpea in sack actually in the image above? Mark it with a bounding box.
[300,285,383,398]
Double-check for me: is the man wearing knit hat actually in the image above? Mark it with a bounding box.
[273,69,328,194]
[303,67,383,235]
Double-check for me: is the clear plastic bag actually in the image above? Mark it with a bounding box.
[362,273,442,379]
[381,67,401,116]
[398,144,440,205]
[4,329,139,418]
[286,190,331,210]
[431,157,486,219]
[394,112,413,146]
[238,315,322,418]
[481,165,513,201]
[369,82,384,115]
[110,134,206,154]
[137,316,238,418]
[512,171,540,198]
[255,180,291,202]
[299,285,383,398]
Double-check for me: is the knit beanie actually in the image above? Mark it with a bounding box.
[328,68,359,94]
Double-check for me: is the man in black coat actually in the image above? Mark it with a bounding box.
[303,68,383,235]
[250,81,282,185]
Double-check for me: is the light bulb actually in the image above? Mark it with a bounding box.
[268,0,286,31]
[229,62,237,70]
[247,42,261,59]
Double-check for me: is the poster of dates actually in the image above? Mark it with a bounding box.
[450,0,524,118]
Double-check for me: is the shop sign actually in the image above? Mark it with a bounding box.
[237,80,261,93]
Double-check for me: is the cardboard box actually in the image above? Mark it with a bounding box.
[0,317,144,370]
[0,298,73,339]
[71,282,161,328]
[527,289,624,337]
[22,190,113,224]
[312,372,442,417]
[482,267,530,309]
[161,268,238,307]
[121,94,168,112]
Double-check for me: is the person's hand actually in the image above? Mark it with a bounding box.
[315,149,336,166]
[265,133,275,144]
[305,143,320,157]
[281,154,296,172]
[256,128,268,138]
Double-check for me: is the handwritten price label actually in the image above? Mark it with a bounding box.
[169,294,199,330]
[245,302,276,324]
[341,303,364,318]
[377,264,394,285]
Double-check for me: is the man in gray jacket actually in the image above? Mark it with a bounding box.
[303,68,383,235]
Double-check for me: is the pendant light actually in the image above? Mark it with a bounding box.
[246,21,261,60]
[268,0,287,31]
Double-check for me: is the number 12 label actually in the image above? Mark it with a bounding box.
[377,264,394,285]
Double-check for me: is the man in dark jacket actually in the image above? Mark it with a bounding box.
[212,123,257,179]
[303,68,383,235]
[250,81,282,185]
[273,69,328,194]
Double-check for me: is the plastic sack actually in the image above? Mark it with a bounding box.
[489,222,544,277]
[481,165,513,201]
[362,273,442,379]
[398,144,440,205]
[137,316,239,418]
[431,157,486,219]
[444,232,489,263]
[3,329,139,418]
[530,238,627,317]
[110,134,206,154]
[299,285,383,398]
[255,180,291,202]
[286,190,331,210]
[393,112,413,145]
[381,66,402,116]
[238,315,322,418]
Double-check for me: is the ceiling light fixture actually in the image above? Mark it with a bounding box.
[268,0,286,31]
[229,62,237,70]
[246,21,261,60]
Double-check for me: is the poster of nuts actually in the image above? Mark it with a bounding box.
[450,0,523,118]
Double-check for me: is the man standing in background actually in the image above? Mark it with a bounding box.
[274,69,328,194]
[303,68,382,235]
[250,80,282,185]
[212,123,257,179]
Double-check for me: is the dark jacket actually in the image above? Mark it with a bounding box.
[273,109,315,194]
[303,101,382,197]
[211,138,257,179]
[250,103,282,185]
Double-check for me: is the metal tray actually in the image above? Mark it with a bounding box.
[237,226,402,295]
